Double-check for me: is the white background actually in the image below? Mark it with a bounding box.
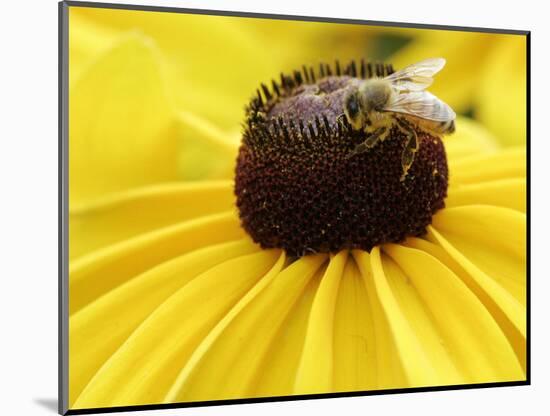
[0,0,547,414]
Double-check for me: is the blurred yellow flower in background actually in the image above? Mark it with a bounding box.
[69,7,527,206]
[67,5,527,411]
[390,29,527,146]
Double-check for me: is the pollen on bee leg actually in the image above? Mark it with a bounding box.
[235,61,448,257]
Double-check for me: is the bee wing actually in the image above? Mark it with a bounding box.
[384,57,446,92]
[384,91,456,122]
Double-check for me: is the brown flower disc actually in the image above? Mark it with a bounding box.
[235,61,448,257]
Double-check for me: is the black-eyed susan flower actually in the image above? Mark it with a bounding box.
[67,7,527,411]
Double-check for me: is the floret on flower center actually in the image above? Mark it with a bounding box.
[235,60,448,257]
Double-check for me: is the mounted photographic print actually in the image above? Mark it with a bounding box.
[59,1,530,414]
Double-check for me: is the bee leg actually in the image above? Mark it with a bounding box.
[346,127,386,159]
[377,121,393,142]
[397,120,419,181]
[395,117,413,136]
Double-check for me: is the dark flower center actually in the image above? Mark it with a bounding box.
[235,60,448,257]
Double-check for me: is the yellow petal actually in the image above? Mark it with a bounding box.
[70,8,389,129]
[332,256,377,392]
[429,205,526,370]
[444,117,499,162]
[391,31,496,113]
[166,253,327,402]
[69,211,245,314]
[449,147,526,185]
[476,35,527,146]
[352,250,407,388]
[135,16,273,131]
[69,34,179,205]
[422,229,527,373]
[384,244,524,382]
[446,178,526,212]
[68,9,119,84]
[383,252,464,382]
[252,266,324,397]
[69,181,234,260]
[176,111,239,181]
[73,250,281,409]
[69,8,274,129]
[354,248,439,387]
[432,205,526,305]
[69,239,260,404]
[294,251,348,394]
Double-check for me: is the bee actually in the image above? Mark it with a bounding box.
[342,57,456,181]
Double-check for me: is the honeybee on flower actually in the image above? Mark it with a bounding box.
[342,58,456,180]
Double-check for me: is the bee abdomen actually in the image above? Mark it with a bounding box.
[438,120,455,134]
[445,120,456,134]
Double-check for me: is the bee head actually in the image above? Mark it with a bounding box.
[343,88,365,130]
[359,79,393,112]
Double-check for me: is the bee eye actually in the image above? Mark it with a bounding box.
[345,94,360,118]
